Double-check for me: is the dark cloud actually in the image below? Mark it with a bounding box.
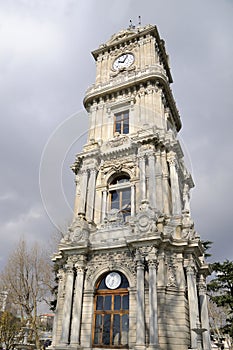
[1,0,232,269]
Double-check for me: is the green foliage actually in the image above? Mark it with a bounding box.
[208,260,233,337]
[201,240,213,259]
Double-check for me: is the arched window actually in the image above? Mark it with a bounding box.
[109,174,131,220]
[93,272,129,348]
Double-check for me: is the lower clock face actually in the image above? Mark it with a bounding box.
[113,53,134,70]
[105,272,122,289]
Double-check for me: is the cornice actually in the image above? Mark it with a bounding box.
[83,66,181,131]
[84,65,168,103]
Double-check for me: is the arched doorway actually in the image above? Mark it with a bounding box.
[92,271,129,347]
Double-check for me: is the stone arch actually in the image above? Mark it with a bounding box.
[104,168,133,187]
[85,263,136,291]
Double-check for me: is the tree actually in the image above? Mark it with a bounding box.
[0,239,54,349]
[0,311,23,350]
[201,240,213,259]
[208,260,233,337]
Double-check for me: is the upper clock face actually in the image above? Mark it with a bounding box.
[105,272,121,289]
[113,53,134,70]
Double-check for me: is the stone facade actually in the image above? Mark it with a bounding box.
[51,25,211,350]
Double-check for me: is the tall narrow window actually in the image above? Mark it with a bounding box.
[114,110,129,134]
[93,272,129,348]
[109,175,131,220]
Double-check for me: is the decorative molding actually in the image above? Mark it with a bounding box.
[86,251,136,283]
[60,215,90,244]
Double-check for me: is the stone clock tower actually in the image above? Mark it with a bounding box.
[51,24,211,350]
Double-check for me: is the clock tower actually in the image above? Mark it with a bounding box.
[51,24,211,350]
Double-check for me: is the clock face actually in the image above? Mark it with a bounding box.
[113,53,134,70]
[105,272,121,289]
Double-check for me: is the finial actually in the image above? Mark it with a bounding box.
[129,19,135,29]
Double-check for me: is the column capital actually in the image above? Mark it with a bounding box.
[74,255,87,272]
[57,268,64,280]
[138,154,146,161]
[185,264,196,275]
[80,168,89,175]
[65,258,74,274]
[167,151,177,166]
[135,249,145,265]
[146,246,158,266]
[147,150,156,159]
[147,259,158,269]
[198,274,207,293]
[89,167,97,174]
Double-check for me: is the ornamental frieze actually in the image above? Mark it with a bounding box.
[86,250,136,282]
[166,257,178,288]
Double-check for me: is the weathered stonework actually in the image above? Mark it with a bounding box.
[51,24,211,350]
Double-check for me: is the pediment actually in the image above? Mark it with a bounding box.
[105,29,136,46]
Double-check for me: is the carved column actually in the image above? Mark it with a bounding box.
[131,183,135,216]
[101,188,107,221]
[148,152,156,209]
[155,150,163,212]
[135,250,146,349]
[147,248,160,350]
[60,260,75,345]
[139,155,146,202]
[86,168,97,222]
[79,170,88,216]
[161,150,170,214]
[51,269,64,346]
[198,275,211,350]
[186,264,199,349]
[167,152,182,216]
[70,256,86,346]
[183,183,191,213]
[73,174,81,216]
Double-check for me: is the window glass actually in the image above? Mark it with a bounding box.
[114,110,129,134]
[93,272,129,347]
[111,190,120,209]
[122,295,129,310]
[114,295,121,310]
[122,314,129,344]
[103,315,111,345]
[112,314,120,345]
[94,314,102,344]
[104,296,112,310]
[109,175,131,220]
[96,296,103,310]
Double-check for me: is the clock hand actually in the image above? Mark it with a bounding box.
[119,54,127,63]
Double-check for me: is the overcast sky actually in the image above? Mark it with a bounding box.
[0,0,233,270]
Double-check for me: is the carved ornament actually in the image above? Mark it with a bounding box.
[86,251,136,282]
[60,215,90,244]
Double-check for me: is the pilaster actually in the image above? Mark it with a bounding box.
[70,256,86,346]
[148,152,156,209]
[186,263,199,349]
[147,247,160,350]
[135,250,146,350]
[198,275,211,350]
[138,155,146,203]
[167,151,182,216]
[51,269,64,346]
[86,168,97,222]
[60,259,75,345]
[79,170,88,216]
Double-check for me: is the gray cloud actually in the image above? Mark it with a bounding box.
[0,0,232,268]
